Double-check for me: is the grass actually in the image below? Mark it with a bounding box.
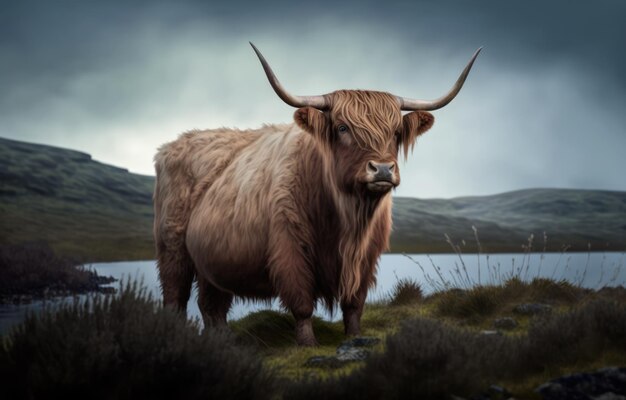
[242,235,626,398]
[430,277,586,323]
[283,298,626,400]
[227,275,626,395]
[1,270,625,399]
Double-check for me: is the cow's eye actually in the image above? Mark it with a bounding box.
[338,125,348,134]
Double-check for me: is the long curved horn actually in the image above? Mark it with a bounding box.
[250,42,328,110]
[396,47,483,111]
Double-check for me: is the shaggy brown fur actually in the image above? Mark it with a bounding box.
[154,90,434,345]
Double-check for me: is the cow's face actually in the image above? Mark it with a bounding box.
[294,90,434,196]
[251,43,479,196]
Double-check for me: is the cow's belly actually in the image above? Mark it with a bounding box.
[185,176,275,297]
[184,129,301,298]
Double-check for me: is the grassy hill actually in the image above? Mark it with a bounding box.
[0,137,154,262]
[1,137,625,261]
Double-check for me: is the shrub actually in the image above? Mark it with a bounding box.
[517,299,626,374]
[526,277,586,303]
[389,278,423,306]
[432,286,501,320]
[0,242,114,298]
[0,281,275,400]
[430,277,590,322]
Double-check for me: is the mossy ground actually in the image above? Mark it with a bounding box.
[229,279,626,398]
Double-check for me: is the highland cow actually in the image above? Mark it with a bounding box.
[153,43,481,345]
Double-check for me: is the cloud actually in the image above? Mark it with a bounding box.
[396,62,626,198]
[1,0,625,197]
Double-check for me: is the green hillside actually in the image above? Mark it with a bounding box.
[0,137,154,262]
[1,137,624,261]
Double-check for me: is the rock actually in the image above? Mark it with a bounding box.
[467,384,514,400]
[464,385,514,400]
[513,303,552,315]
[304,336,381,368]
[493,317,518,330]
[536,366,626,400]
[336,347,370,362]
[337,336,381,354]
[480,330,502,336]
[485,385,513,400]
[594,394,626,400]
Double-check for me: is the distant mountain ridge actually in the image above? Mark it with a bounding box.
[1,137,624,261]
[392,189,626,253]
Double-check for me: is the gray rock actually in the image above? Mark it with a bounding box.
[304,336,381,368]
[336,347,370,362]
[594,393,626,400]
[536,366,626,400]
[493,317,518,330]
[486,385,513,400]
[468,384,514,400]
[513,303,552,315]
[337,336,381,354]
[480,330,502,336]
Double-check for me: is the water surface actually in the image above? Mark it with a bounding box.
[1,251,624,334]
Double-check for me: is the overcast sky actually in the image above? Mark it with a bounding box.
[1,0,625,198]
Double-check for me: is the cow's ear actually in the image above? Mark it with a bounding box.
[399,111,434,158]
[294,107,329,138]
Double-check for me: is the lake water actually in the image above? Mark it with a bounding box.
[1,252,625,334]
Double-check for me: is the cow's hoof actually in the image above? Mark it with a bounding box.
[295,318,318,346]
[345,328,361,337]
[297,336,319,347]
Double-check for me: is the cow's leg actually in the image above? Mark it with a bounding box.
[156,242,195,313]
[341,285,368,336]
[278,277,317,346]
[267,216,318,346]
[197,276,233,329]
[269,251,317,346]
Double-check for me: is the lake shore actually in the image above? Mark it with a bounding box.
[2,242,625,398]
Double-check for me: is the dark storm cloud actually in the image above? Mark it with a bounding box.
[0,0,625,197]
[3,0,625,90]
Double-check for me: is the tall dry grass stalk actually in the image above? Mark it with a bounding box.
[403,228,625,295]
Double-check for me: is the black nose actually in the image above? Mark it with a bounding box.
[367,161,395,181]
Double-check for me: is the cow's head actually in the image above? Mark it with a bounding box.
[251,43,481,197]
